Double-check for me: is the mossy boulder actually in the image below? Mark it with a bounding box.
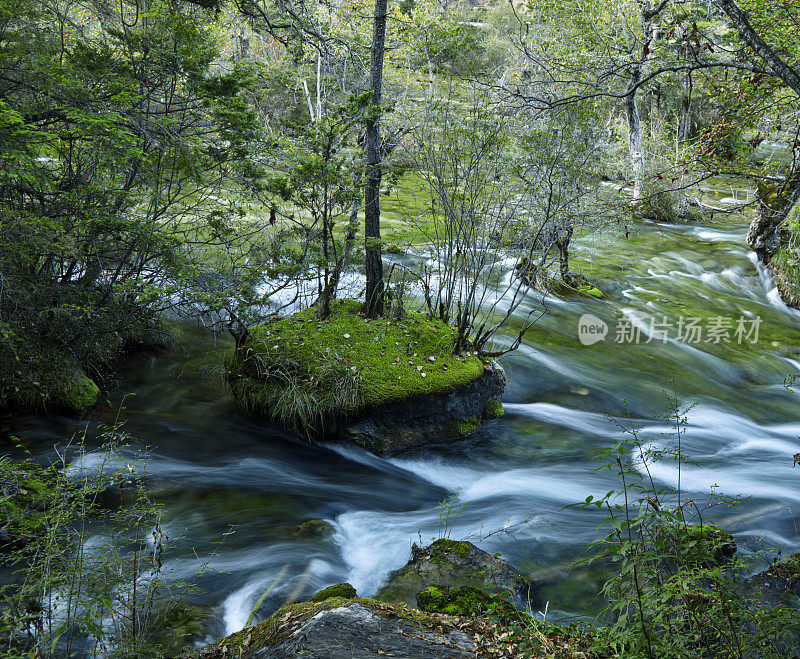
[59,370,100,412]
[307,582,357,603]
[289,519,335,542]
[1,369,99,414]
[376,539,533,611]
[184,596,476,658]
[228,300,505,454]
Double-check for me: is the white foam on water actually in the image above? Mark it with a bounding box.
[387,456,600,505]
[332,509,435,596]
[222,557,337,635]
[502,402,619,436]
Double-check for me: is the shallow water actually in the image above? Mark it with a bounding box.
[4,183,800,642]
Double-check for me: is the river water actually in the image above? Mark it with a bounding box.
[3,179,800,643]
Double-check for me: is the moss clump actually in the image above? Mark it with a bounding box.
[576,284,604,298]
[767,553,800,582]
[416,585,518,618]
[228,300,486,431]
[59,371,99,411]
[429,538,472,559]
[453,415,481,435]
[308,582,358,603]
[483,400,504,419]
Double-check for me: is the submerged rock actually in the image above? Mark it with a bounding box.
[376,539,533,610]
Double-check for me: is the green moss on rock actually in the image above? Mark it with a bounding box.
[59,371,99,411]
[416,585,518,618]
[483,400,504,419]
[228,300,486,430]
[308,582,358,603]
[453,415,481,435]
[576,284,604,298]
[291,519,335,541]
[184,595,461,658]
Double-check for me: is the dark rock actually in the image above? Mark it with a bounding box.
[376,539,533,610]
[745,553,800,605]
[259,603,474,658]
[340,368,505,454]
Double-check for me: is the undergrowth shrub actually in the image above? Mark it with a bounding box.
[0,423,222,657]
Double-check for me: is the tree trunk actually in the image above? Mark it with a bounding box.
[363,0,387,318]
[679,72,693,143]
[746,175,800,261]
[625,65,645,200]
[319,174,362,318]
[556,226,574,285]
[717,0,800,97]
[716,0,800,261]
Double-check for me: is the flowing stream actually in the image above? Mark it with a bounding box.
[3,178,800,643]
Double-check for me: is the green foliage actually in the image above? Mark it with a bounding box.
[0,0,268,411]
[437,493,467,540]
[227,299,486,433]
[563,398,800,658]
[483,399,504,419]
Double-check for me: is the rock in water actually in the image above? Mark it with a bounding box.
[376,539,534,610]
[745,553,800,605]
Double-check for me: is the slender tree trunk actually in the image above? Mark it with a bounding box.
[319,173,362,317]
[625,66,646,200]
[556,226,573,285]
[679,72,693,143]
[363,0,387,318]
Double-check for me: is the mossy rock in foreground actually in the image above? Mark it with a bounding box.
[185,595,476,658]
[228,300,505,454]
[377,539,533,611]
[185,585,606,659]
[745,553,800,605]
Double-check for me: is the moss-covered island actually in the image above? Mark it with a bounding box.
[227,300,506,453]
